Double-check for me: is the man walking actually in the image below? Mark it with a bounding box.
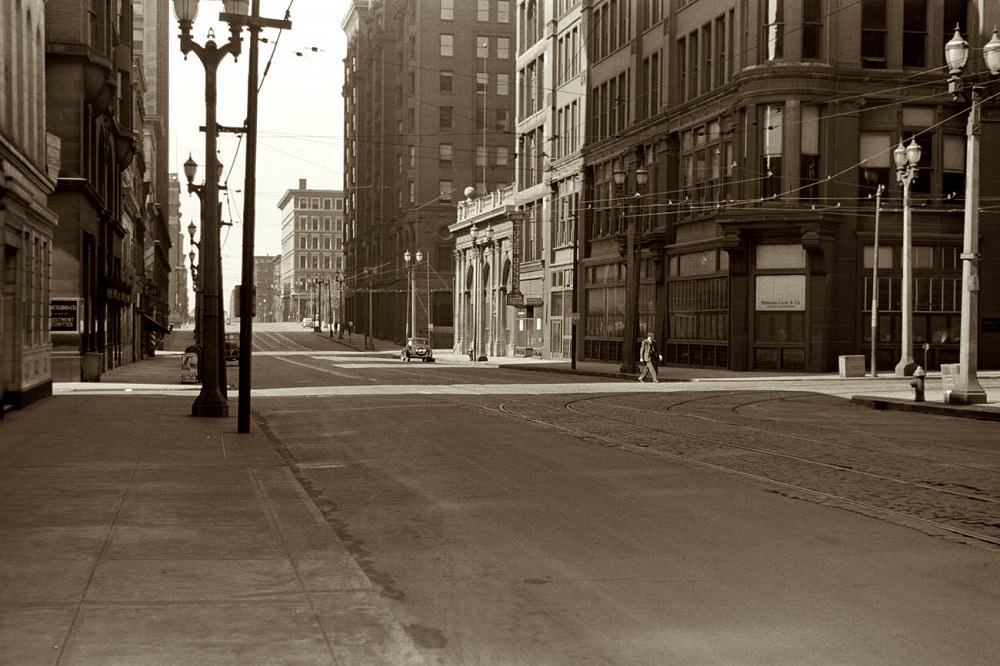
[637,331,662,383]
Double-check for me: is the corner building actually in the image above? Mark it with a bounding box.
[574,0,1000,372]
[342,0,516,347]
[276,180,345,325]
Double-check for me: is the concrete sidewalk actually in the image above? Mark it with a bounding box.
[0,384,423,663]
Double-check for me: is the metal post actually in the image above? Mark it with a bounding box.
[953,90,987,403]
[894,142,918,378]
[870,184,884,377]
[237,0,262,433]
[367,271,373,350]
[620,196,637,375]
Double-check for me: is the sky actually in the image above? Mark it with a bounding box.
[168,0,348,307]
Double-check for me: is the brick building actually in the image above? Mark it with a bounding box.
[342,0,516,347]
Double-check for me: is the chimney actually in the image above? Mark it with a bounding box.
[298,178,307,190]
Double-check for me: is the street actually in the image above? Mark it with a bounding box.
[231,327,1000,664]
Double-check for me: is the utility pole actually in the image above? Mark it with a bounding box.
[230,0,292,433]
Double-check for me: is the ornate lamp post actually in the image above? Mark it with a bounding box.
[174,0,248,417]
[403,250,423,340]
[334,271,345,338]
[615,165,648,375]
[893,138,921,377]
[187,220,201,346]
[943,26,1000,404]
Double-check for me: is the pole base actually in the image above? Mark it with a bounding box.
[948,381,988,405]
[894,359,918,377]
[191,393,229,418]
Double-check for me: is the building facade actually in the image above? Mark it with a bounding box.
[1,0,60,413]
[342,0,516,347]
[492,0,1000,373]
[167,173,188,324]
[277,180,346,326]
[254,255,280,322]
[45,0,171,381]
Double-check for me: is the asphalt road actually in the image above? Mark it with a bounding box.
[246,329,1000,665]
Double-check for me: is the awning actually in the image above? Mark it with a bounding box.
[141,313,170,334]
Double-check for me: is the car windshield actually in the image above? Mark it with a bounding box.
[409,338,429,346]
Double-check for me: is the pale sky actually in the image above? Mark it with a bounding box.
[168,0,348,306]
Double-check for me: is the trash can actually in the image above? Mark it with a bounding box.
[181,345,201,384]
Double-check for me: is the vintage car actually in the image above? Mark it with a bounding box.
[224,332,240,362]
[401,337,434,362]
[301,317,314,329]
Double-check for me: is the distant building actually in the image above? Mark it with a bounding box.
[254,255,280,322]
[0,0,59,412]
[168,174,188,324]
[276,180,345,326]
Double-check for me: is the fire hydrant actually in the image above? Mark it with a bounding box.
[910,365,926,402]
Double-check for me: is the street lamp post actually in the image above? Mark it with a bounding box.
[614,165,649,375]
[893,138,921,377]
[174,0,247,417]
[188,248,200,347]
[943,26,999,404]
[187,220,201,347]
[403,250,423,341]
[334,272,345,338]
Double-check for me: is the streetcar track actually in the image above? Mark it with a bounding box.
[618,392,1000,472]
[494,397,1000,549]
[562,396,998,504]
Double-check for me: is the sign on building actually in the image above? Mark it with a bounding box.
[50,298,82,333]
[754,275,806,311]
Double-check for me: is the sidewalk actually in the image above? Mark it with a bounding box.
[0,366,423,663]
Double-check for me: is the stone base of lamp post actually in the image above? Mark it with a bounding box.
[894,359,917,377]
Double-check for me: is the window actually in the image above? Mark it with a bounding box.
[762,104,783,199]
[496,146,509,166]
[408,145,416,168]
[495,109,509,131]
[497,37,510,59]
[802,1,822,59]
[498,1,510,23]
[440,71,453,93]
[942,134,965,201]
[439,106,453,129]
[439,143,453,168]
[478,0,490,21]
[439,180,454,201]
[903,0,927,67]
[800,106,820,200]
[476,146,486,167]
[763,0,783,60]
[323,198,332,209]
[497,73,509,96]
[336,199,343,210]
[477,72,488,93]
[859,131,891,198]
[477,38,489,59]
[861,0,887,68]
[441,0,453,20]
[440,34,454,57]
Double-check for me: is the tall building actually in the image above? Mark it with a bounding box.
[46,0,141,381]
[342,0,516,347]
[477,0,1000,374]
[0,0,60,413]
[276,180,346,325]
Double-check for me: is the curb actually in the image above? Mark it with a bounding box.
[850,395,1000,421]
[496,363,677,382]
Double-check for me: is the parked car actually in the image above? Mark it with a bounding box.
[224,333,240,363]
[301,317,313,329]
[401,337,434,362]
